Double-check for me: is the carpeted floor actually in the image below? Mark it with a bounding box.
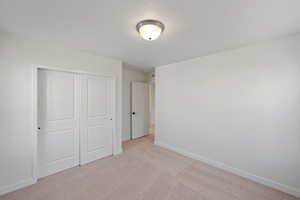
[0,135,298,200]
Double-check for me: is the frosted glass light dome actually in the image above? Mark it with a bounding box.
[136,20,165,41]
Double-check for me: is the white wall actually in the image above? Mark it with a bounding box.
[122,67,147,141]
[155,34,300,197]
[0,32,123,195]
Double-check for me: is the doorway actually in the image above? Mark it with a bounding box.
[36,68,115,178]
[148,79,155,137]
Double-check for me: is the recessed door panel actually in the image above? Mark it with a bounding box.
[87,126,106,152]
[46,72,75,121]
[88,78,107,117]
[42,130,75,162]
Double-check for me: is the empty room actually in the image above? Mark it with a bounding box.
[0,0,300,200]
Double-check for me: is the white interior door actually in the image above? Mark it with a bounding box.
[131,82,149,139]
[37,69,79,178]
[80,74,113,164]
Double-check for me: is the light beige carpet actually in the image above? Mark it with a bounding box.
[1,135,298,200]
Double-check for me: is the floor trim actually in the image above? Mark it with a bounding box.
[155,140,300,198]
[0,178,36,196]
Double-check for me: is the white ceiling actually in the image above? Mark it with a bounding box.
[0,0,300,71]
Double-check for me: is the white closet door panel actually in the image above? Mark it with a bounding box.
[41,130,74,162]
[46,72,75,120]
[80,75,113,165]
[87,78,108,117]
[37,69,79,178]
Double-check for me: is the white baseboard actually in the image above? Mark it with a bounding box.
[113,149,123,156]
[0,178,36,196]
[155,140,300,198]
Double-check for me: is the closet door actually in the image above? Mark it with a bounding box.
[80,74,113,164]
[37,69,80,178]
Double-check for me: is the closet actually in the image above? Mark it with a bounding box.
[37,69,114,178]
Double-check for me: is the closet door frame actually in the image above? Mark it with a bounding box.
[32,65,117,182]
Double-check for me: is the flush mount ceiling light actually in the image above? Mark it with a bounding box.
[136,19,165,41]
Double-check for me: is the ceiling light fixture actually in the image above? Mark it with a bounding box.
[136,19,165,41]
